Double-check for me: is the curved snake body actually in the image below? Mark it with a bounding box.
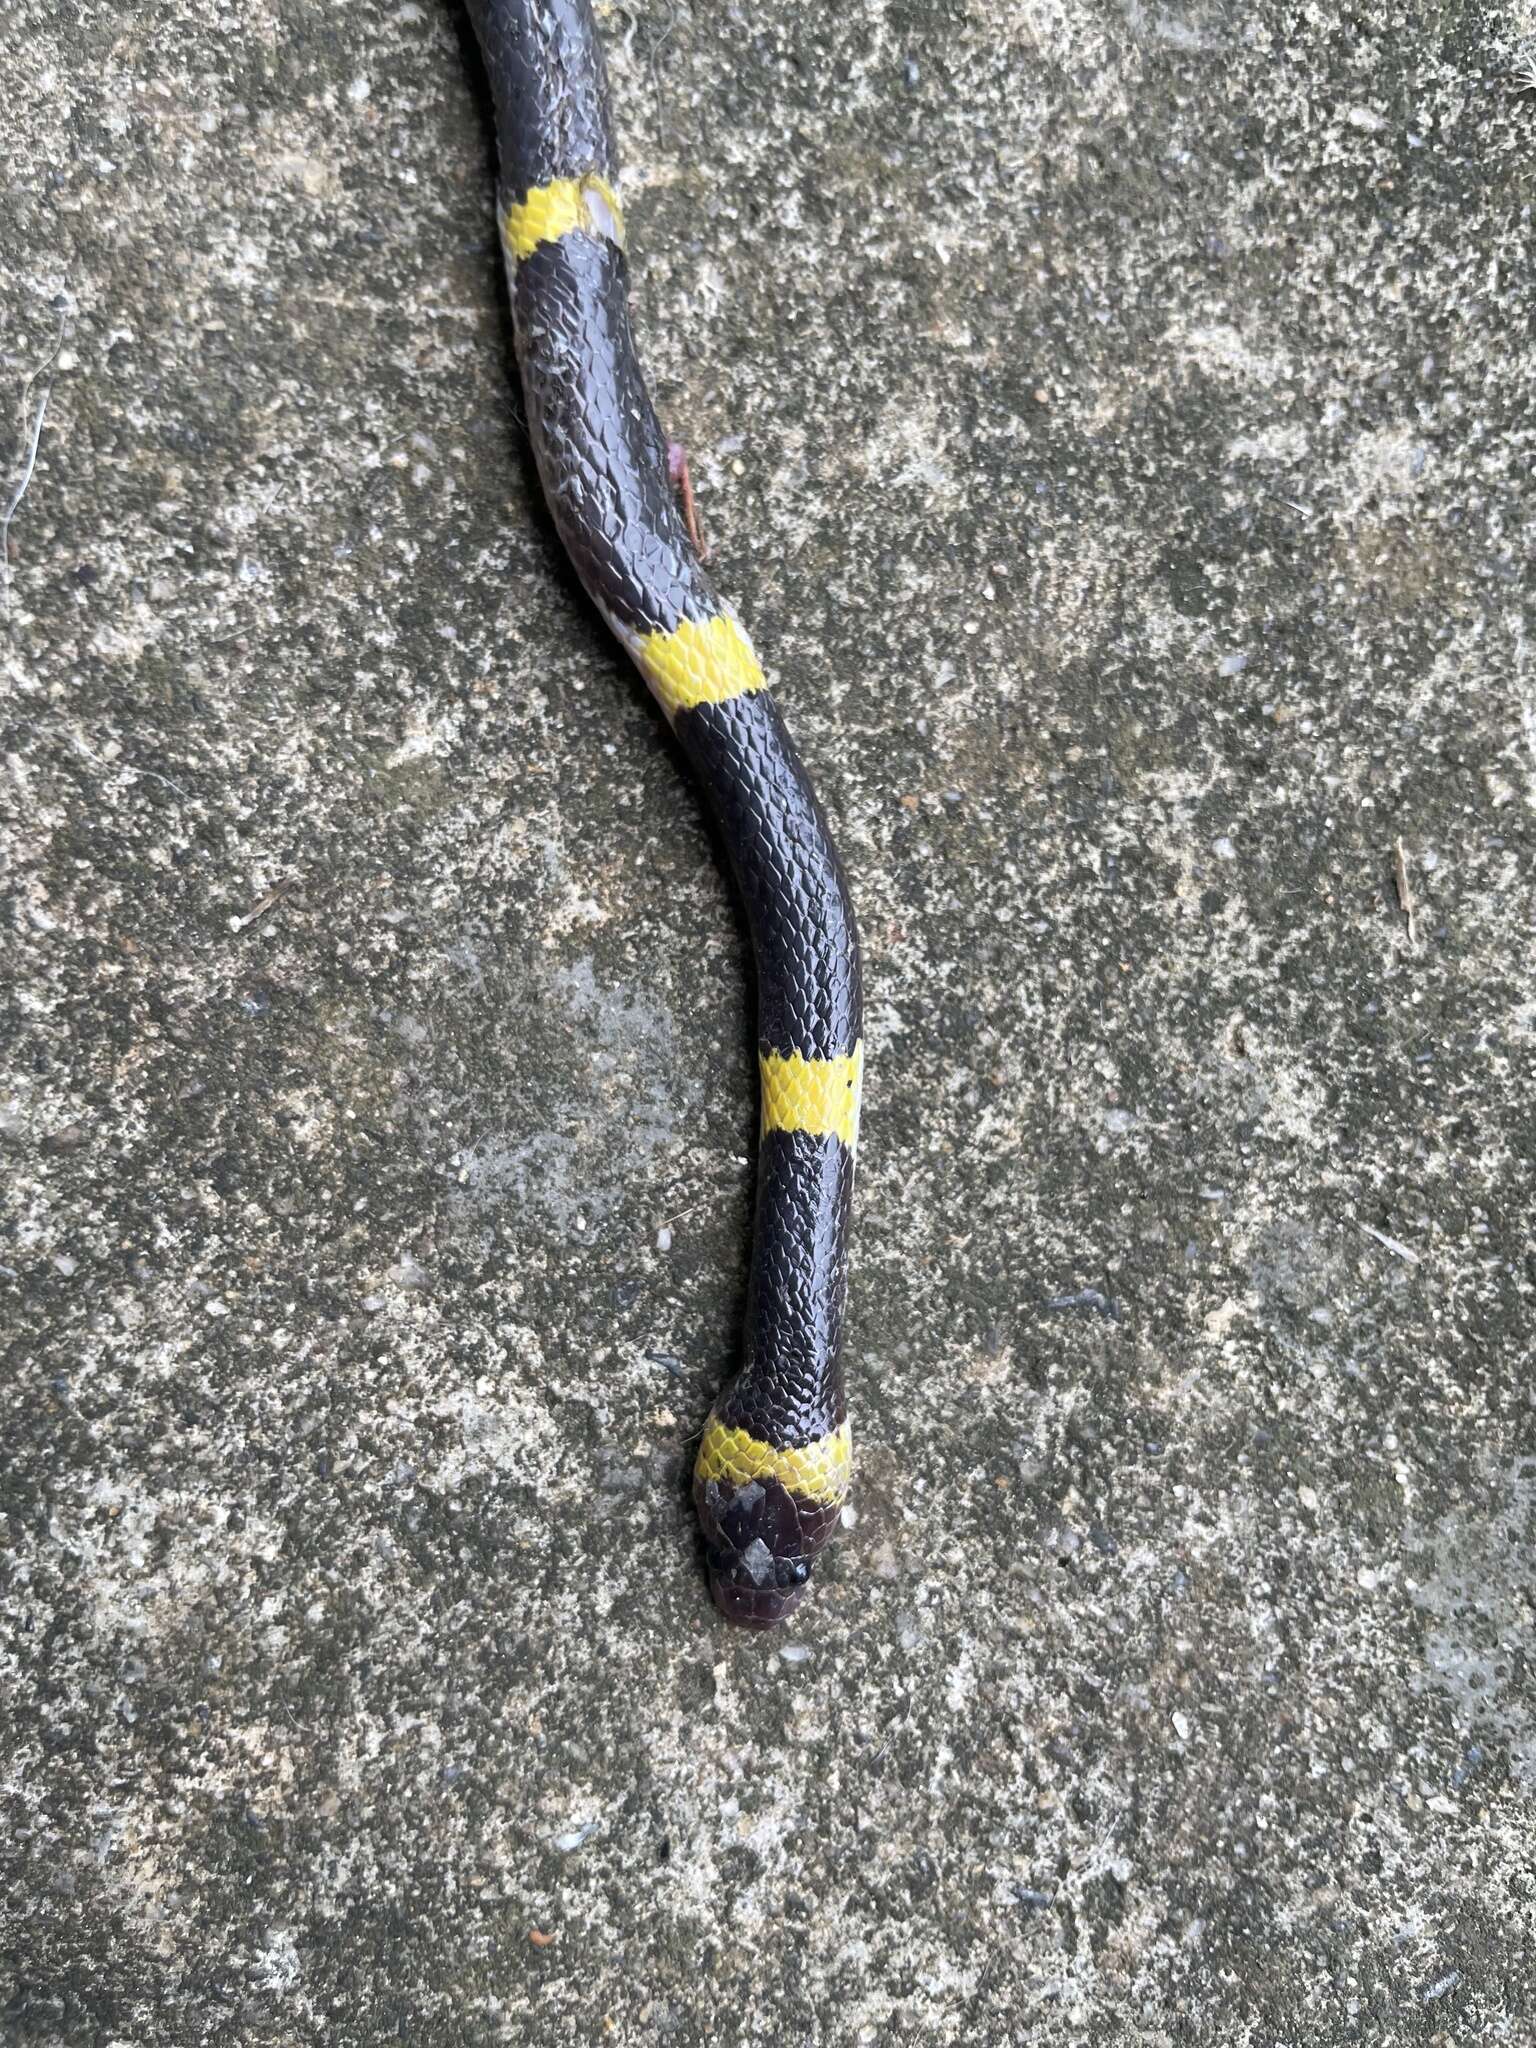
[467,0,863,1626]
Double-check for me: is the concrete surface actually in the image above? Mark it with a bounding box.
[3,0,1535,2040]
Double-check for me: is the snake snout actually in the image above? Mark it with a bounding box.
[696,1471,839,1629]
[707,1565,812,1629]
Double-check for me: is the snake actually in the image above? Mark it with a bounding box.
[466,0,864,1626]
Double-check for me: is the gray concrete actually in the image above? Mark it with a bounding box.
[3,0,1534,2040]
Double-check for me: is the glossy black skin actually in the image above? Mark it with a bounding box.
[720,1130,855,1446]
[469,0,619,200]
[468,0,862,1621]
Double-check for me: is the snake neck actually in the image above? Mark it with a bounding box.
[722,1113,856,1440]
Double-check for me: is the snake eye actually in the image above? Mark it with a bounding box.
[774,1558,811,1588]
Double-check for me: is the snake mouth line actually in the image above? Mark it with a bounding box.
[703,1530,816,1631]
[707,1571,813,1630]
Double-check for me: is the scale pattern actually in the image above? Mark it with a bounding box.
[759,1048,863,1149]
[468,0,864,1628]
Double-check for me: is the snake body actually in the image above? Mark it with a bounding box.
[468,0,864,1626]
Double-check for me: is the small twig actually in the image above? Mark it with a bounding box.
[667,440,710,563]
[657,1191,713,1233]
[133,766,190,800]
[2,320,65,616]
[1357,1220,1420,1266]
[646,2,679,141]
[1393,837,1417,946]
[229,881,292,933]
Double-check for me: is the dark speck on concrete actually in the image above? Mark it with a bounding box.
[3,0,1535,2041]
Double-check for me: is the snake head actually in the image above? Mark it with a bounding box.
[693,1414,851,1627]
[695,1471,844,1629]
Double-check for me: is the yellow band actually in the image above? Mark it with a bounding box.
[760,1045,863,1150]
[502,174,626,263]
[695,1419,852,1506]
[636,612,766,719]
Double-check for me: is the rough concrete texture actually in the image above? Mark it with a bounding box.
[3,0,1535,2040]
